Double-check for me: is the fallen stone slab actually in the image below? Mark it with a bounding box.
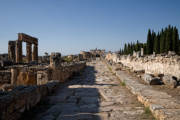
[143,73,162,85]
[162,75,178,88]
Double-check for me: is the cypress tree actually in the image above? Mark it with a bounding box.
[131,43,134,54]
[160,29,165,53]
[124,44,127,54]
[151,31,156,52]
[143,43,147,55]
[146,29,153,54]
[154,33,160,54]
[165,25,173,52]
[120,25,179,55]
[127,43,131,54]
[172,27,179,53]
[135,40,139,51]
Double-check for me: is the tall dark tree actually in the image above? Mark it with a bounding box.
[160,29,165,53]
[127,43,131,54]
[151,31,156,52]
[124,43,127,54]
[146,29,153,54]
[154,33,160,53]
[172,27,179,53]
[120,25,179,55]
[143,43,147,55]
[165,25,172,52]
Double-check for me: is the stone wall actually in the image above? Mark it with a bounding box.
[11,67,38,86]
[37,61,86,85]
[106,53,180,79]
[0,61,86,120]
[11,61,86,86]
[0,71,11,84]
[0,81,58,120]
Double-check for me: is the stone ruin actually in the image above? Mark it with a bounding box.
[80,49,105,61]
[105,51,180,88]
[8,33,38,63]
[0,33,87,88]
[50,52,61,69]
[0,34,87,120]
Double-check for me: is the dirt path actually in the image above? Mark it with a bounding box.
[21,61,154,120]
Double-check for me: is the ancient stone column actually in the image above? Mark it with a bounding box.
[8,41,16,62]
[50,52,61,69]
[141,48,144,57]
[32,44,38,62]
[16,40,22,63]
[26,42,32,63]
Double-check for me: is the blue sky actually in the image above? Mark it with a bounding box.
[0,0,180,55]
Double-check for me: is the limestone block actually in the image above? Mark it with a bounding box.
[162,75,178,88]
[143,74,162,85]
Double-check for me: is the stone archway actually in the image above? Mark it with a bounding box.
[8,33,38,63]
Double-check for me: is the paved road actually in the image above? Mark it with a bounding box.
[24,61,154,120]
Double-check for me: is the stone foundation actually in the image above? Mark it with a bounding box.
[0,81,59,120]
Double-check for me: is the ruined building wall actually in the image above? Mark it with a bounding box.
[11,67,37,86]
[0,81,58,120]
[10,62,86,86]
[37,62,86,85]
[106,53,180,78]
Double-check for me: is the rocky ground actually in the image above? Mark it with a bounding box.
[21,60,154,120]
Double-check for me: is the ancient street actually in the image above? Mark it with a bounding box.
[23,60,154,120]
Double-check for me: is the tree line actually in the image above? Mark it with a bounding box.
[119,25,180,55]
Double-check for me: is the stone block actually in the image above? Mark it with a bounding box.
[143,74,162,85]
[162,75,178,88]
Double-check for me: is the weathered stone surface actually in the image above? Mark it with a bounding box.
[0,81,59,120]
[110,62,180,120]
[143,74,162,85]
[106,53,180,79]
[27,61,153,120]
[37,61,86,84]
[8,41,16,62]
[26,42,32,63]
[32,44,38,62]
[9,61,86,86]
[15,40,22,63]
[9,33,39,63]
[18,33,38,45]
[162,75,178,88]
[50,52,61,69]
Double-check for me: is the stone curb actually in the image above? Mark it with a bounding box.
[108,63,180,120]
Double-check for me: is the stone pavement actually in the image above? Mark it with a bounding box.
[110,63,180,120]
[24,61,154,120]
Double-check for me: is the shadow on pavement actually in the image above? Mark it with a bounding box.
[20,65,104,120]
